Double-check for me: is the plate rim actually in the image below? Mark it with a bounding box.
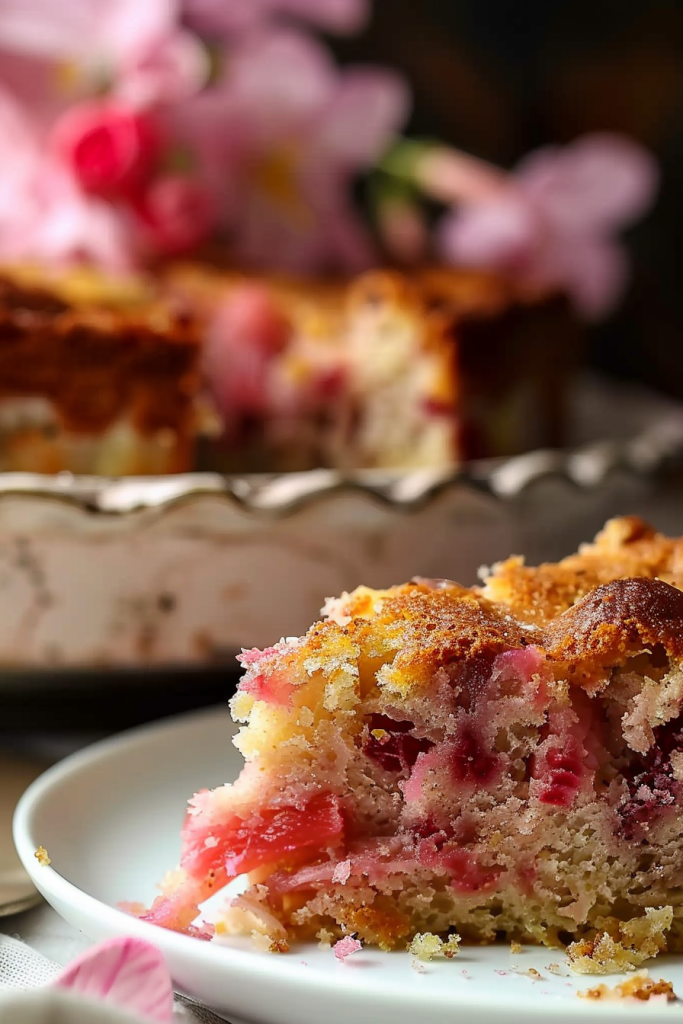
[13,707,674,1019]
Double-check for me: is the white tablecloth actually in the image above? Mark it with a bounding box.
[1,902,90,967]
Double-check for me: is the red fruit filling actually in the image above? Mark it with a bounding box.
[417,832,500,892]
[449,724,499,785]
[618,712,683,838]
[181,792,344,880]
[536,745,585,807]
[238,670,294,707]
[364,714,433,773]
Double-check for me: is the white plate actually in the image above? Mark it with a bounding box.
[13,709,682,1024]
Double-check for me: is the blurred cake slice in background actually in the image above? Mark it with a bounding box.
[168,263,580,472]
[0,268,202,475]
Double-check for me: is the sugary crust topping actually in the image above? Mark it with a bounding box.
[482,516,680,623]
[252,519,683,695]
[544,578,683,685]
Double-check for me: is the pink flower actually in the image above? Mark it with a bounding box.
[0,0,207,109]
[0,86,137,271]
[170,28,409,272]
[182,0,368,37]
[435,134,658,320]
[50,101,159,198]
[134,173,215,254]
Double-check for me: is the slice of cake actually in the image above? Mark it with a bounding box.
[166,262,580,471]
[0,269,201,475]
[142,516,683,955]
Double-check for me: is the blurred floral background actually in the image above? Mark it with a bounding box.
[0,0,670,338]
[0,0,681,477]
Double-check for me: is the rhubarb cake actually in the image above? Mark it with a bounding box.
[142,516,683,955]
[167,262,580,471]
[0,269,201,475]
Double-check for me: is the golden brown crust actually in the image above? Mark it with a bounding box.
[0,275,200,438]
[314,519,683,693]
[544,578,683,682]
[579,975,677,1002]
[482,516,680,623]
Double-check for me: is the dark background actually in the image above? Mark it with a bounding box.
[338,0,683,400]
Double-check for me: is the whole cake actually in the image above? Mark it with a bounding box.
[142,517,683,960]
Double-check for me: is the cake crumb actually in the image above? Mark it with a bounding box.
[510,941,522,954]
[250,930,288,953]
[250,930,271,952]
[411,959,426,973]
[578,971,676,1003]
[332,859,351,884]
[546,963,563,976]
[567,907,673,975]
[317,928,335,949]
[269,938,289,954]
[511,967,544,981]
[408,932,461,961]
[34,846,50,866]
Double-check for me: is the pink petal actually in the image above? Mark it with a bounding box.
[0,0,178,65]
[13,163,138,272]
[116,29,209,107]
[333,935,362,961]
[275,0,369,33]
[182,0,267,35]
[105,0,182,65]
[0,0,100,59]
[517,133,659,232]
[52,937,174,1022]
[438,193,542,274]
[183,0,368,35]
[546,234,630,321]
[315,68,410,167]
[0,85,40,165]
[228,28,336,135]
[161,87,247,215]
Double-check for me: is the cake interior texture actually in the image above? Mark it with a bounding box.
[143,517,683,954]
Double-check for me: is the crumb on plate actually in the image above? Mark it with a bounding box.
[566,907,673,975]
[407,932,461,961]
[34,846,50,866]
[578,971,676,1002]
[317,927,336,949]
